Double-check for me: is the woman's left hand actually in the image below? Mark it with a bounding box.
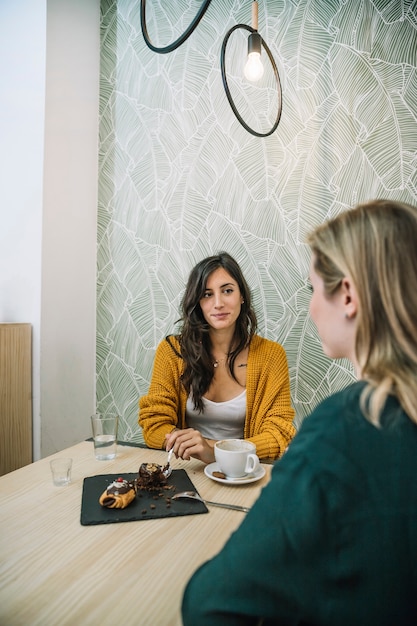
[165,428,215,464]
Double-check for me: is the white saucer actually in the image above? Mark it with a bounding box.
[204,462,266,485]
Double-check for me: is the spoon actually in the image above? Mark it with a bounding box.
[163,448,174,478]
[172,491,250,513]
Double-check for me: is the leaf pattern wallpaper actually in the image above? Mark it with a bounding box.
[97,0,417,443]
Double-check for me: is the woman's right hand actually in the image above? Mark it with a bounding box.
[165,428,215,465]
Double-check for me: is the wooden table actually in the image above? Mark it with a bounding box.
[0,441,271,626]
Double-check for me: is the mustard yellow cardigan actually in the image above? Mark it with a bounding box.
[138,334,296,460]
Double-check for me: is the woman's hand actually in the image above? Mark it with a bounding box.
[165,428,215,464]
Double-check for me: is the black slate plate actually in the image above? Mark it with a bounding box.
[80,469,208,526]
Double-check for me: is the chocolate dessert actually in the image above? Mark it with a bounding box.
[136,462,168,491]
[99,476,136,509]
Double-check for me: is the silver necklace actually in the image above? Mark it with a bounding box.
[213,356,247,368]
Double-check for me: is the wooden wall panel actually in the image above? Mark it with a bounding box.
[0,324,32,475]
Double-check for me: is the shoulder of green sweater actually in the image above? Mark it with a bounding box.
[304,380,407,434]
[276,383,376,486]
[295,382,365,440]
[311,381,365,416]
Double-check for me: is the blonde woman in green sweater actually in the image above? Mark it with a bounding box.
[139,252,296,464]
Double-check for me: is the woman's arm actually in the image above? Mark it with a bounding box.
[245,337,296,459]
[138,337,186,449]
[181,442,329,626]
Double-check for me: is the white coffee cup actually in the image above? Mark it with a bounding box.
[214,439,260,478]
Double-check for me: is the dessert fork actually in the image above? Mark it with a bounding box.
[172,491,250,512]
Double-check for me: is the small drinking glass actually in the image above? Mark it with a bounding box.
[50,458,72,486]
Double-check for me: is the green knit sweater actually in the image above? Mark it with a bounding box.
[138,334,296,460]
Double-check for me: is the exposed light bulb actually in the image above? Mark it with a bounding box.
[244,31,264,82]
[244,51,264,81]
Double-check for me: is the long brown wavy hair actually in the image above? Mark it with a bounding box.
[307,199,417,426]
[174,252,257,412]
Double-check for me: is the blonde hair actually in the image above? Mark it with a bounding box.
[307,199,417,426]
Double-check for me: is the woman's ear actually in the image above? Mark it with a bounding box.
[341,277,358,320]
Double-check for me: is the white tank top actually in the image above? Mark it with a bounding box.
[185,390,246,439]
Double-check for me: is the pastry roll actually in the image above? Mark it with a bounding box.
[99,477,136,509]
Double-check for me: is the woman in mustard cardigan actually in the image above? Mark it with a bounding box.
[139,252,296,464]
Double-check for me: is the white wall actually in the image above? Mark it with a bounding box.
[41,0,100,456]
[0,0,100,459]
[0,0,46,459]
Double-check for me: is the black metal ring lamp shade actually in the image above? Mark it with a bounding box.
[220,24,282,137]
[140,0,212,54]
[140,0,282,137]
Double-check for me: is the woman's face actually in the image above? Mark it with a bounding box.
[309,257,356,362]
[199,268,244,332]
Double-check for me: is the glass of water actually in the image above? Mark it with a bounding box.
[90,413,119,460]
